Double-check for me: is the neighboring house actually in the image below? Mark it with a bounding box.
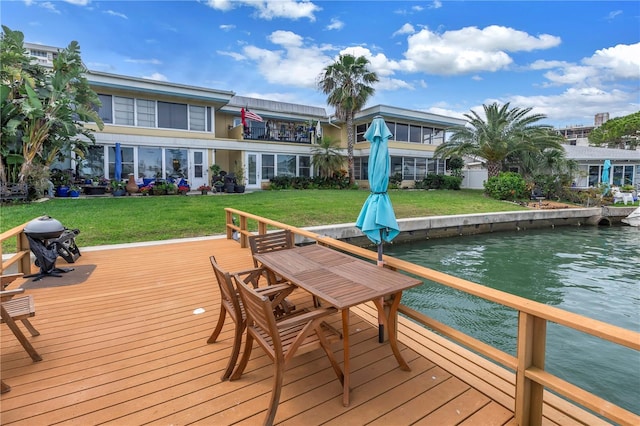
[563,145,640,189]
[27,43,465,190]
[557,113,609,147]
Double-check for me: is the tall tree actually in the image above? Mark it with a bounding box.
[435,102,564,178]
[0,25,103,187]
[588,111,640,149]
[318,54,378,184]
[311,135,344,178]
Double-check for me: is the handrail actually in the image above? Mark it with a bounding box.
[0,223,30,275]
[224,207,639,426]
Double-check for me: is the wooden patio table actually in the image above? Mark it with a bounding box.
[252,243,423,406]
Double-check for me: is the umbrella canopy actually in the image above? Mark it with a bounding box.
[356,116,400,262]
[114,142,122,182]
[601,159,611,184]
[355,116,400,343]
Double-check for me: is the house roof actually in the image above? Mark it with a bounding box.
[562,144,640,161]
[222,96,328,120]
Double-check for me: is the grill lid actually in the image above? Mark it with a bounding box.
[24,216,65,239]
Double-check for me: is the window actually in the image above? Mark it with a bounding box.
[138,147,163,178]
[80,145,105,178]
[277,154,296,177]
[207,107,213,132]
[189,105,206,131]
[423,128,433,144]
[96,94,112,124]
[395,123,408,142]
[165,149,188,178]
[299,156,311,178]
[262,155,275,180]
[108,145,134,178]
[136,99,156,127]
[158,101,188,130]
[588,165,600,187]
[114,96,134,126]
[409,125,422,143]
[356,123,368,142]
[355,157,369,180]
[432,129,445,145]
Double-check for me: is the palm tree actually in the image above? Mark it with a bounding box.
[435,102,564,178]
[318,54,378,184]
[311,135,344,178]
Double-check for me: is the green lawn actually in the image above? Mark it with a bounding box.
[1,189,527,248]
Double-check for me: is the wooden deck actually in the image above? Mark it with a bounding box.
[0,237,594,425]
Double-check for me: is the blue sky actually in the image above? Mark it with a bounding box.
[2,0,639,127]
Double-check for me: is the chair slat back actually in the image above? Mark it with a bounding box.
[210,256,241,321]
[234,274,281,354]
[249,230,294,267]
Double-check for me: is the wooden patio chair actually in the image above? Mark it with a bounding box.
[1,288,42,362]
[206,256,297,381]
[250,230,320,308]
[231,272,343,426]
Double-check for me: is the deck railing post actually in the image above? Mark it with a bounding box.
[225,210,234,240]
[515,311,547,425]
[239,216,248,248]
[18,231,31,274]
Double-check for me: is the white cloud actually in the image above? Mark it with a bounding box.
[401,25,561,75]
[38,2,60,13]
[393,23,415,37]
[605,10,622,21]
[583,42,640,80]
[64,0,90,5]
[217,50,246,61]
[104,10,127,19]
[428,1,441,10]
[142,72,168,82]
[219,24,235,32]
[125,58,162,65]
[206,0,320,21]
[326,18,344,31]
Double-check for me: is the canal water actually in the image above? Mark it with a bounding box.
[385,225,639,414]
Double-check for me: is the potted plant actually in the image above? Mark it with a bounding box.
[111,180,126,196]
[69,185,82,198]
[213,180,225,193]
[178,184,190,195]
[166,182,178,195]
[234,164,246,193]
[198,184,211,195]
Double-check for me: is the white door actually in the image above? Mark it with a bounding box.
[190,150,208,189]
[247,153,260,189]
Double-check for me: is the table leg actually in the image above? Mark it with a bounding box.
[374,292,410,371]
[342,308,350,406]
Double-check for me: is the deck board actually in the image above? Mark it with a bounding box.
[1,236,600,425]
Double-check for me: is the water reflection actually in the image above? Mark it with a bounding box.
[387,226,640,414]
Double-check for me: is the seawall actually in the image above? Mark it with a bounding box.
[301,207,637,247]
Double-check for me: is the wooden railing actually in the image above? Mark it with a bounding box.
[225,207,639,426]
[0,223,30,275]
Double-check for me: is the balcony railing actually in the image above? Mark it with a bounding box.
[243,124,314,144]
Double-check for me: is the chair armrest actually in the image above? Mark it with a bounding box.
[276,307,338,329]
[255,283,294,297]
[1,288,26,302]
[1,274,23,289]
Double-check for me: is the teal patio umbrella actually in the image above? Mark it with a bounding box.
[355,116,400,342]
[601,159,611,194]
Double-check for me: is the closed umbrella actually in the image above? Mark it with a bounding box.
[601,159,611,194]
[355,115,400,342]
[114,142,122,182]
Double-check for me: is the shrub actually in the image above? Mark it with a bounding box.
[484,172,527,200]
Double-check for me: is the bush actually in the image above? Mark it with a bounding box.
[269,172,350,190]
[484,172,527,200]
[414,174,461,190]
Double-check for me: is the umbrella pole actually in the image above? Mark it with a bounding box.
[377,240,385,343]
